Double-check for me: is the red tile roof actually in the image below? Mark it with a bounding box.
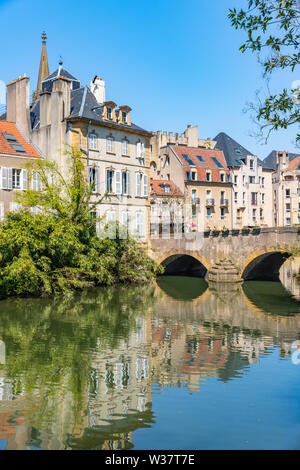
[171,145,230,183]
[0,121,40,158]
[150,179,183,197]
[288,155,300,170]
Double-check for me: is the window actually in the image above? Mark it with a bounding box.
[206,171,212,182]
[235,149,241,154]
[234,175,238,185]
[163,185,170,193]
[243,192,246,205]
[107,137,114,153]
[122,211,130,229]
[122,111,127,123]
[136,213,143,237]
[211,157,223,168]
[206,207,211,219]
[122,139,129,156]
[260,208,263,219]
[165,156,170,166]
[243,175,246,185]
[197,156,205,162]
[249,176,255,184]
[106,169,114,193]
[251,192,257,205]
[115,171,122,194]
[286,203,291,213]
[186,171,191,181]
[12,169,22,189]
[136,173,142,196]
[234,192,238,203]
[262,177,265,187]
[182,154,195,166]
[32,171,41,191]
[221,208,225,219]
[286,189,290,198]
[88,167,99,193]
[107,107,112,120]
[261,193,265,204]
[191,171,197,181]
[167,173,170,180]
[192,189,197,203]
[143,174,148,196]
[89,134,97,150]
[253,208,256,219]
[122,171,130,195]
[220,173,225,182]
[286,217,291,226]
[250,159,254,170]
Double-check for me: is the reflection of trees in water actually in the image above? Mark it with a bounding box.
[0,283,156,449]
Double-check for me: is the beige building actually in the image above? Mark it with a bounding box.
[272,151,300,227]
[150,138,233,231]
[0,120,42,218]
[214,132,273,227]
[3,34,152,241]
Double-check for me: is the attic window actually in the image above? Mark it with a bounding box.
[182,154,195,166]
[122,111,127,124]
[107,107,112,120]
[197,156,205,162]
[3,133,26,154]
[211,157,223,168]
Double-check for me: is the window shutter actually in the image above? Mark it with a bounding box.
[2,168,7,190]
[8,168,12,190]
[143,174,148,197]
[126,171,130,195]
[136,173,141,196]
[137,142,141,159]
[115,171,121,194]
[95,168,99,193]
[22,170,28,190]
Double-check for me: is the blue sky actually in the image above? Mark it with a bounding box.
[0,0,299,159]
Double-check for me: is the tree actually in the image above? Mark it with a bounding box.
[228,0,300,143]
[0,147,158,298]
[16,145,105,226]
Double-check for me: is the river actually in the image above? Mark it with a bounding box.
[0,260,299,450]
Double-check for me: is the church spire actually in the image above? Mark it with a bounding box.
[35,31,50,100]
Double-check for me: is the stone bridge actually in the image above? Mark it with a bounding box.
[149,227,300,282]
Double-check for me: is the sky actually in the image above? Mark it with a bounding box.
[0,0,299,160]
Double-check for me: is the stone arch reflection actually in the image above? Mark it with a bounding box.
[156,276,208,301]
[242,281,300,316]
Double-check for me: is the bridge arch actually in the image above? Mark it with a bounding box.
[241,249,292,281]
[158,252,209,278]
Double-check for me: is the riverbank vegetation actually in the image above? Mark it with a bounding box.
[0,147,158,299]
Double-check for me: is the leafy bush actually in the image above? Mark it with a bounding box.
[0,211,157,299]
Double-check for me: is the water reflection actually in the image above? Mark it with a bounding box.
[0,276,299,450]
[280,257,300,300]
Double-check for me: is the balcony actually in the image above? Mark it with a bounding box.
[206,199,215,207]
[192,198,201,205]
[220,199,229,207]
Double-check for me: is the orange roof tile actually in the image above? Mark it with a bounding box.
[0,121,40,158]
[171,146,230,183]
[288,155,300,170]
[150,179,183,197]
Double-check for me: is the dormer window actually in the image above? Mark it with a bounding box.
[107,107,112,120]
[119,106,132,126]
[206,171,212,182]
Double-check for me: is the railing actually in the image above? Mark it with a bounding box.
[220,199,229,206]
[206,199,215,206]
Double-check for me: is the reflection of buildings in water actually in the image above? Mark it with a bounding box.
[151,280,300,390]
[280,257,300,299]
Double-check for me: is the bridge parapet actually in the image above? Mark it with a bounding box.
[149,227,299,283]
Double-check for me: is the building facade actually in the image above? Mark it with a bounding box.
[272,151,300,227]
[214,132,273,228]
[0,120,42,218]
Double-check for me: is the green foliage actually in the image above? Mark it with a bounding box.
[0,146,158,298]
[228,0,300,142]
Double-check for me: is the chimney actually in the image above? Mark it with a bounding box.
[90,76,106,104]
[6,75,30,138]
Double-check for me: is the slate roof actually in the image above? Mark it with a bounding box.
[67,85,151,134]
[42,67,81,93]
[214,132,269,169]
[150,179,183,197]
[263,150,300,170]
[0,121,41,158]
[170,145,230,183]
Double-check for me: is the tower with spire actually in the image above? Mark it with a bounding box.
[33,31,50,101]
